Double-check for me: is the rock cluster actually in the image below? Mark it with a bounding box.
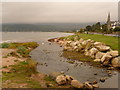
[54,38,119,68]
[56,75,99,88]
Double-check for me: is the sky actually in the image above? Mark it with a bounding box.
[2,2,118,24]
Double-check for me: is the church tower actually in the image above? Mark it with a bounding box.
[106,12,111,30]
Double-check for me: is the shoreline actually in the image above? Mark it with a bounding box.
[48,35,120,71]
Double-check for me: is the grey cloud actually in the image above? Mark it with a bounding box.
[2,2,118,23]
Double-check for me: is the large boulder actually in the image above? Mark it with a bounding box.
[56,75,74,85]
[56,75,67,85]
[101,53,112,65]
[95,52,105,59]
[111,56,120,67]
[108,51,119,57]
[89,48,99,58]
[95,45,110,51]
[71,80,83,88]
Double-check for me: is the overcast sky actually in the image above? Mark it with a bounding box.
[2,2,118,23]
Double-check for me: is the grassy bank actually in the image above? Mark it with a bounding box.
[1,42,41,88]
[1,42,74,88]
[60,33,118,50]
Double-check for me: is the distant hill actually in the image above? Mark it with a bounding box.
[2,23,96,32]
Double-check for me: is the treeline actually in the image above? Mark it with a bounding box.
[79,22,120,34]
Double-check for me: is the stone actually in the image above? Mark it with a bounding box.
[54,39,58,42]
[95,52,105,59]
[50,72,61,79]
[89,48,98,58]
[95,45,110,51]
[108,51,119,57]
[81,40,88,46]
[94,59,101,62]
[94,72,98,75]
[100,77,107,82]
[94,42,103,46]
[56,75,67,85]
[84,82,93,89]
[101,53,112,63]
[111,56,120,67]
[65,75,74,83]
[93,84,99,88]
[63,46,73,51]
[92,81,97,84]
[71,80,83,88]
[79,38,84,43]
[84,42,93,52]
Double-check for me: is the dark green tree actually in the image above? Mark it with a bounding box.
[114,27,120,32]
[86,25,92,32]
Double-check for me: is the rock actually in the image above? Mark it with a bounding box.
[94,59,101,62]
[92,81,97,84]
[108,51,119,57]
[95,45,110,51]
[50,72,61,79]
[84,81,93,89]
[89,48,98,58]
[111,56,120,67]
[63,46,73,51]
[94,42,103,46]
[54,39,58,42]
[100,77,107,82]
[79,38,84,43]
[93,84,99,88]
[94,72,98,75]
[81,40,88,47]
[65,75,74,83]
[60,71,64,74]
[56,75,67,85]
[101,53,112,63]
[84,42,93,52]
[95,52,105,59]
[71,80,83,88]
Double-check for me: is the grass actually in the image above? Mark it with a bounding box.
[1,42,41,88]
[2,59,41,88]
[63,51,101,66]
[1,42,39,57]
[60,33,118,50]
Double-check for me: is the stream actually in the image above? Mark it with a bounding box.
[2,32,119,88]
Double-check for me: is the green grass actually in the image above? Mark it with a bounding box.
[1,42,39,57]
[61,33,118,50]
[1,42,39,49]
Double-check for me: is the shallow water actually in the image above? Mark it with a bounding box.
[2,32,119,88]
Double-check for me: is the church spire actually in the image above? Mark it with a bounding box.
[107,12,111,30]
[107,12,110,24]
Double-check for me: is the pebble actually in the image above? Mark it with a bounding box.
[60,71,64,74]
[94,72,97,75]
[100,77,107,82]
[93,81,97,84]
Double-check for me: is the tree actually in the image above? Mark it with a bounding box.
[101,24,108,34]
[86,25,92,32]
[114,27,120,32]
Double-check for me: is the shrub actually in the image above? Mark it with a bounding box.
[1,43,10,48]
[17,46,30,57]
